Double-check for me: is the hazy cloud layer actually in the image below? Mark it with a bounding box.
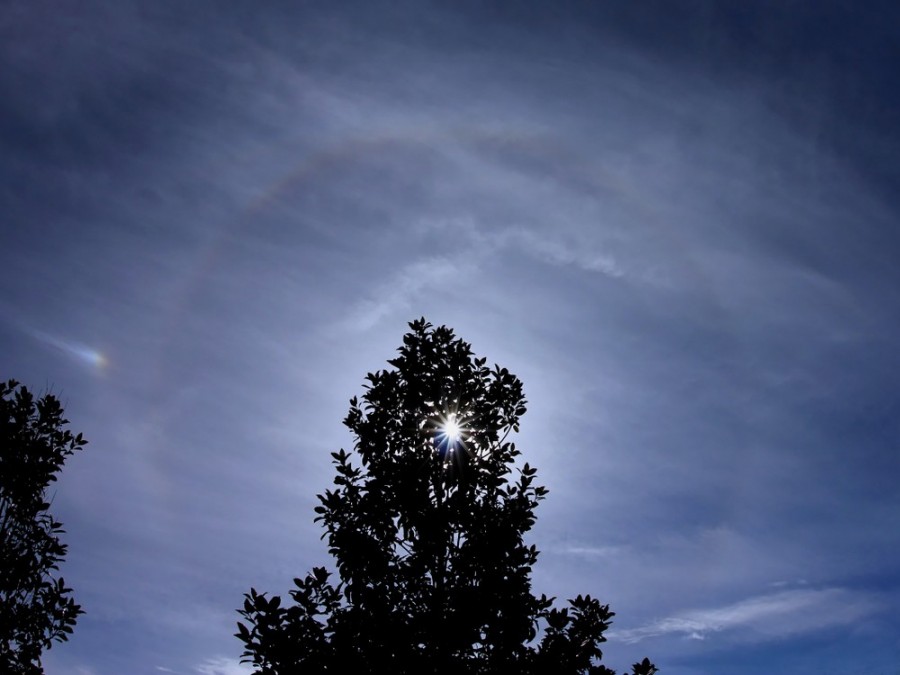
[3,2,899,674]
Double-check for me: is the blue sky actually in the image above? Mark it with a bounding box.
[2,2,899,673]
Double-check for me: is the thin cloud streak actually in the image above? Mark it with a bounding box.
[612,587,879,645]
[339,255,466,332]
[194,658,253,675]
[560,544,626,559]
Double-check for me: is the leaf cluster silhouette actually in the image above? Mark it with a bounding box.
[1,380,85,675]
[237,319,656,674]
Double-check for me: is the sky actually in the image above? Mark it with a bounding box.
[2,1,900,673]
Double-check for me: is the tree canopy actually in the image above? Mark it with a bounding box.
[237,319,656,674]
[1,380,85,675]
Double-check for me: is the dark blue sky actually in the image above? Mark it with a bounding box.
[2,2,899,674]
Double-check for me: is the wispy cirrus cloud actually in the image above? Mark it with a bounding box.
[611,587,879,645]
[340,255,465,332]
[194,657,253,675]
[559,544,627,559]
[411,216,630,281]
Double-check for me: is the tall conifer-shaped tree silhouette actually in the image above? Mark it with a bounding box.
[237,319,656,675]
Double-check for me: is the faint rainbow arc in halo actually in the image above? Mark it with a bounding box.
[154,125,755,546]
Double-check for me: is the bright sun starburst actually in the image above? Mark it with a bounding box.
[441,416,462,444]
[434,414,466,459]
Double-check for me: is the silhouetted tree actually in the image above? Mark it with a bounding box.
[237,319,656,675]
[1,380,85,675]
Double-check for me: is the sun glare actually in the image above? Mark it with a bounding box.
[434,413,467,460]
[441,417,462,444]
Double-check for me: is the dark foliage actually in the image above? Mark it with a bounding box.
[1,380,85,674]
[237,320,656,674]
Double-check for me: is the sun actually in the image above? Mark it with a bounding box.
[441,416,462,444]
[433,412,468,460]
